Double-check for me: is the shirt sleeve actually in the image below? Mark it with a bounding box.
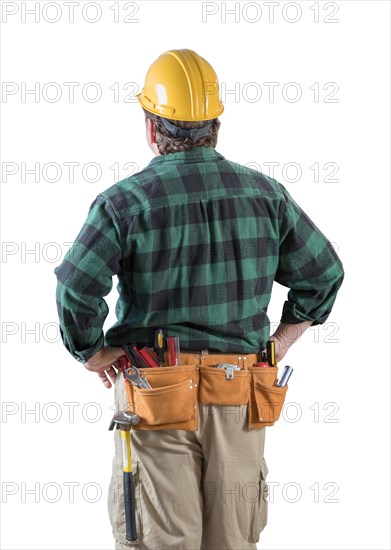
[54,194,122,362]
[275,184,344,326]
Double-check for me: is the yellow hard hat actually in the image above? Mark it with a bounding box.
[137,49,224,122]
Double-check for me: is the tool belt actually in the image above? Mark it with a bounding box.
[124,351,289,431]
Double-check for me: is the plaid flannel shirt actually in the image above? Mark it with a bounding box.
[54,146,344,362]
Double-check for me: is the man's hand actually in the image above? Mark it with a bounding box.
[84,346,125,388]
[268,334,290,363]
[269,320,313,363]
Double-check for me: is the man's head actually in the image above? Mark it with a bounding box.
[137,49,224,156]
[144,109,221,155]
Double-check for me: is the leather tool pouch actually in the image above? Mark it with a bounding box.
[124,356,288,431]
[198,365,249,405]
[247,365,288,429]
[124,364,199,431]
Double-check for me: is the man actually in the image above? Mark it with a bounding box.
[55,49,344,549]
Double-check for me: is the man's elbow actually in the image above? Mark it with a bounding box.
[334,258,345,290]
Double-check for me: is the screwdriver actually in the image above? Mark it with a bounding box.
[167,336,180,366]
[266,340,276,367]
[154,328,165,365]
[139,347,161,368]
[129,344,150,369]
[122,344,149,369]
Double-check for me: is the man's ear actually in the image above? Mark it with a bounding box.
[146,118,157,144]
[145,117,161,156]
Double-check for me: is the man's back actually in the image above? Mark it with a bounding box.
[55,146,343,359]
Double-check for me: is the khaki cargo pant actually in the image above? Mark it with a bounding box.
[108,373,269,550]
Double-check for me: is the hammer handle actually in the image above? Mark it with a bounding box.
[124,471,137,542]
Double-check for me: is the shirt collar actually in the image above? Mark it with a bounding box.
[147,146,225,167]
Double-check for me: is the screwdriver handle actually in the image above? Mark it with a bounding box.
[167,336,180,366]
[154,329,165,365]
[139,347,160,368]
[266,340,275,367]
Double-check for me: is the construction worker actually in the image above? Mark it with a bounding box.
[54,49,344,549]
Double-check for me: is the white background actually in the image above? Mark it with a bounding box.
[1,1,390,549]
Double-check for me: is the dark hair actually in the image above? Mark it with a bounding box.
[143,108,221,155]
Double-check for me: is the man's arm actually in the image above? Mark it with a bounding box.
[54,194,124,386]
[271,184,344,360]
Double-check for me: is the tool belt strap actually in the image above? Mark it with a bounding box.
[178,351,260,369]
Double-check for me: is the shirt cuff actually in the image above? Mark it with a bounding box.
[73,334,105,363]
[280,301,330,326]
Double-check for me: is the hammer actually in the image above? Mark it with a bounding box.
[109,411,140,542]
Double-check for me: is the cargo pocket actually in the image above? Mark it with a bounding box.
[248,365,288,429]
[125,364,199,431]
[249,458,269,543]
[199,365,249,405]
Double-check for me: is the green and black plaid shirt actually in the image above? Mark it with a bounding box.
[54,146,344,362]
